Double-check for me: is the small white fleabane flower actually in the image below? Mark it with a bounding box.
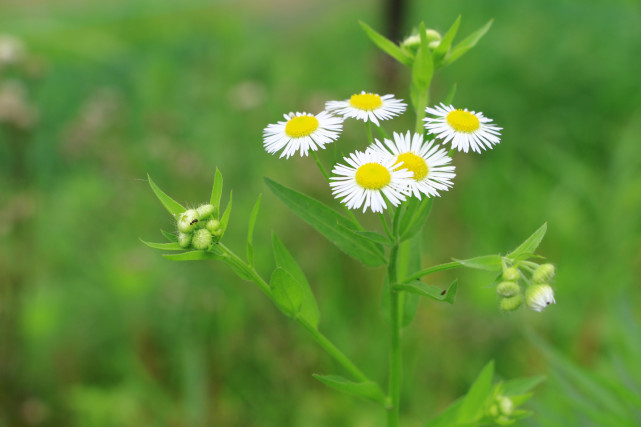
[330,150,413,213]
[424,103,502,153]
[525,284,556,312]
[325,91,406,126]
[263,111,343,159]
[367,131,456,199]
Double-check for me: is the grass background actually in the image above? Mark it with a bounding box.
[1,0,640,425]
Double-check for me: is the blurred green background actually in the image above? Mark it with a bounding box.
[1,0,640,425]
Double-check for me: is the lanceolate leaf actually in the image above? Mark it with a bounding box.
[444,19,493,66]
[272,233,320,328]
[399,197,434,241]
[265,178,386,267]
[507,223,547,260]
[312,374,387,406]
[163,250,223,261]
[457,360,495,423]
[148,174,185,217]
[211,168,223,218]
[502,375,545,396]
[433,15,461,65]
[219,191,233,238]
[270,267,303,318]
[140,240,183,251]
[359,21,412,67]
[454,254,503,271]
[161,229,178,242]
[394,279,458,304]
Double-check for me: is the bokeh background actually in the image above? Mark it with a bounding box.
[1,0,640,425]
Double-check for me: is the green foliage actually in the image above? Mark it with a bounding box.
[270,267,303,318]
[359,20,412,67]
[394,279,458,304]
[312,374,387,406]
[148,174,185,217]
[443,19,493,66]
[210,168,223,218]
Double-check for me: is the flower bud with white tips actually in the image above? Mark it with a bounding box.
[532,263,555,284]
[192,228,213,250]
[177,209,199,233]
[502,266,520,281]
[196,204,215,220]
[177,232,192,248]
[526,284,556,312]
[496,281,520,297]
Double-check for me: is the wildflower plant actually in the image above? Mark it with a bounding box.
[144,16,557,426]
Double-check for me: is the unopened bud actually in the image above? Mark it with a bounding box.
[401,29,442,56]
[177,209,199,233]
[178,232,192,248]
[196,204,215,220]
[498,396,513,415]
[532,263,555,283]
[205,219,222,235]
[496,281,520,297]
[526,284,556,312]
[192,228,213,250]
[500,294,523,312]
[502,266,520,281]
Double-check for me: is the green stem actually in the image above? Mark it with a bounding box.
[367,121,374,144]
[387,243,401,427]
[399,261,463,284]
[379,213,393,240]
[311,150,330,182]
[218,244,370,383]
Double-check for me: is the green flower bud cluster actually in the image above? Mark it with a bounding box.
[175,204,222,251]
[401,29,442,57]
[485,394,516,425]
[497,262,556,313]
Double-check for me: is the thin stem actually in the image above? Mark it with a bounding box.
[379,213,393,240]
[367,121,374,144]
[387,243,401,427]
[311,150,330,182]
[218,244,371,383]
[400,261,463,284]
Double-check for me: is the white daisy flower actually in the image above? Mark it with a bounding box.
[263,111,343,159]
[424,103,502,153]
[525,284,556,312]
[325,91,406,126]
[368,131,456,199]
[330,150,413,213]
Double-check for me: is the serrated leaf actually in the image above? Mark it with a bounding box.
[444,19,493,66]
[502,375,545,396]
[161,229,178,242]
[359,21,412,67]
[210,168,223,218]
[507,223,547,260]
[219,191,233,238]
[246,194,262,266]
[312,374,387,406]
[148,174,185,217]
[454,255,503,271]
[140,239,183,251]
[433,15,461,66]
[163,250,223,261]
[270,267,303,318]
[399,197,434,241]
[457,360,495,423]
[394,279,458,304]
[272,233,320,328]
[265,178,386,267]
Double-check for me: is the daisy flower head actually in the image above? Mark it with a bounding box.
[263,111,343,159]
[330,150,413,213]
[424,103,502,153]
[325,91,406,126]
[368,131,456,199]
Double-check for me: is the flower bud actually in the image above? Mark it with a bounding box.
[205,219,222,236]
[496,281,520,297]
[177,232,192,248]
[502,266,520,281]
[500,294,523,312]
[526,284,556,312]
[196,204,215,220]
[177,209,199,233]
[401,29,442,56]
[498,396,514,415]
[532,263,555,283]
[192,228,213,250]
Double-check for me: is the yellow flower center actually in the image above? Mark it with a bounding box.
[355,163,391,190]
[349,93,383,111]
[285,115,319,138]
[446,109,480,133]
[395,152,428,181]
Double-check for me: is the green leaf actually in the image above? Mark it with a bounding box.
[163,250,223,261]
[140,239,183,251]
[354,230,392,246]
[399,197,434,241]
[246,194,262,266]
[148,174,185,217]
[502,375,545,396]
[272,233,320,328]
[312,374,387,406]
[443,83,457,105]
[454,255,503,271]
[394,279,458,304]
[265,178,386,267]
[219,191,233,238]
[433,15,461,66]
[270,267,303,318]
[210,168,223,218]
[161,229,178,242]
[359,21,412,67]
[425,399,465,427]
[412,22,434,92]
[457,360,495,423]
[444,19,493,66]
[507,223,547,260]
